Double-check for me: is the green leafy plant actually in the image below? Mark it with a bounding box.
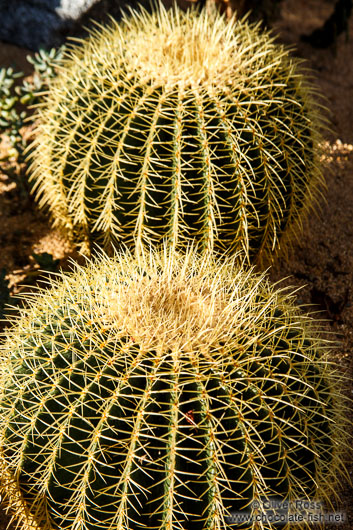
[28,3,326,264]
[0,249,348,530]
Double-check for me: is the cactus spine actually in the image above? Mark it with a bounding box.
[0,249,347,530]
[29,3,324,262]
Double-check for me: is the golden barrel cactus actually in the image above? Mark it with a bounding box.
[29,3,325,262]
[0,249,348,530]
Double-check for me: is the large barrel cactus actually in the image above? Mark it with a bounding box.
[28,3,324,262]
[0,250,347,530]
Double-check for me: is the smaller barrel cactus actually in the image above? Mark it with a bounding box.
[0,249,348,530]
[28,2,325,263]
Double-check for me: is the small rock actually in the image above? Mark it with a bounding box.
[0,0,100,50]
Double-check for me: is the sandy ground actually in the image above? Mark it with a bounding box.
[0,0,352,528]
[270,1,353,528]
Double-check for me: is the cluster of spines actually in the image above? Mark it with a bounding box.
[0,249,348,530]
[28,4,326,263]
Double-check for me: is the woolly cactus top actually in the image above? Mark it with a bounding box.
[119,6,272,89]
[0,249,348,530]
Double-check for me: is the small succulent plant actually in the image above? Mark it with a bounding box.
[0,67,27,154]
[0,46,65,160]
[0,249,348,530]
[29,3,325,263]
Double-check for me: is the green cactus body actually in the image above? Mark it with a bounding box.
[29,3,324,262]
[0,250,347,530]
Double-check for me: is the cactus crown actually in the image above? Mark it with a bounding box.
[28,2,325,262]
[118,6,265,88]
[0,249,348,530]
